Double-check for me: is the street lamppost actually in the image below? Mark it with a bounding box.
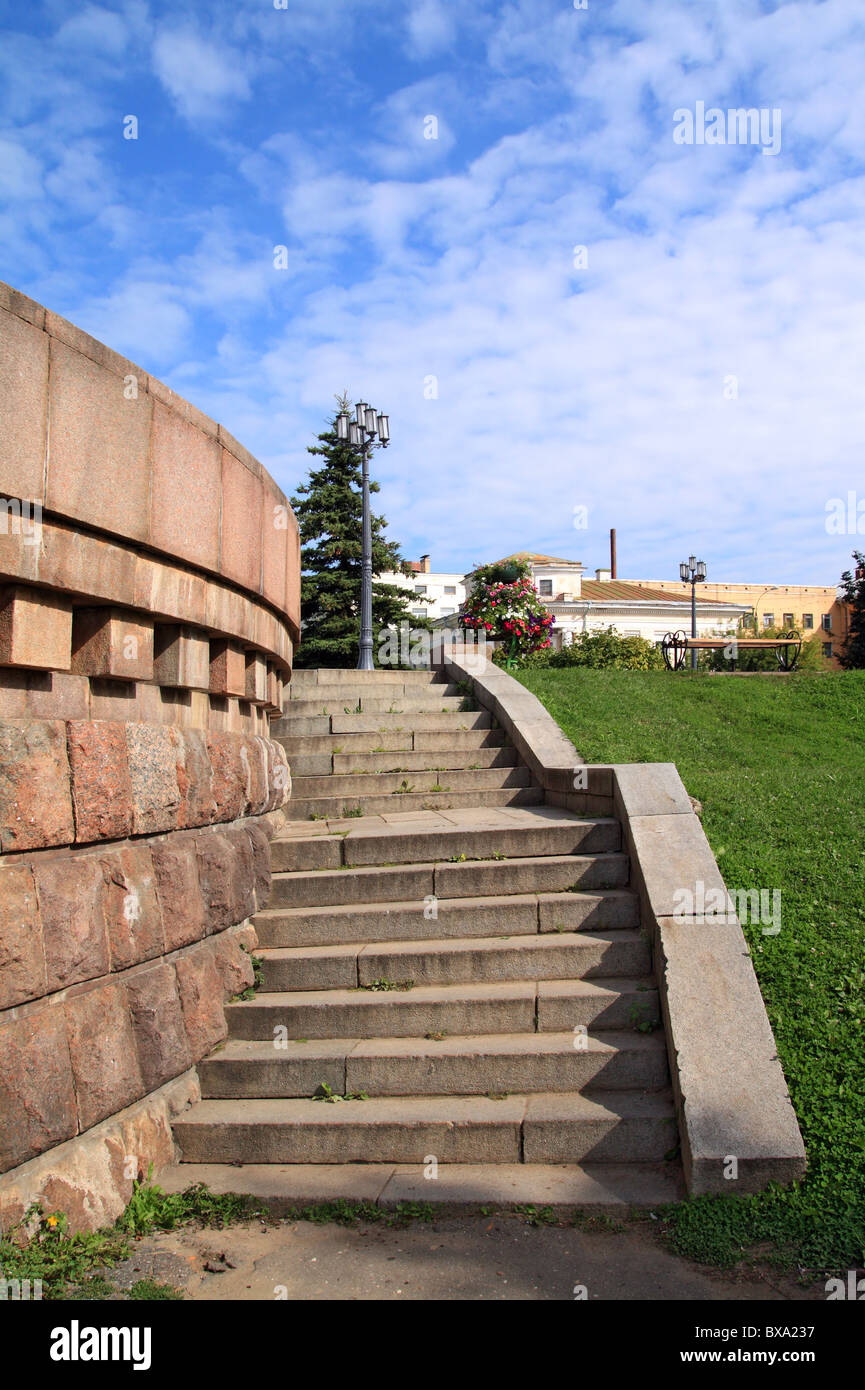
[679,556,707,670]
[336,402,390,671]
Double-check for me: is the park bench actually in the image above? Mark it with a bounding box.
[660,630,802,671]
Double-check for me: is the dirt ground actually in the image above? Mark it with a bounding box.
[110,1213,824,1301]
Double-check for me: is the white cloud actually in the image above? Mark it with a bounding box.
[152,27,252,122]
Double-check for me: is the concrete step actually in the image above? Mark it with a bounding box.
[257,928,649,991]
[288,668,448,688]
[289,766,532,801]
[268,852,628,909]
[283,696,472,719]
[330,711,492,734]
[286,680,461,702]
[198,1031,669,1098]
[285,786,544,820]
[289,747,518,779]
[255,888,638,948]
[172,1089,677,1165]
[333,748,518,774]
[271,814,615,869]
[158,1160,685,1210]
[226,957,651,1039]
[275,729,507,756]
[537,978,660,1032]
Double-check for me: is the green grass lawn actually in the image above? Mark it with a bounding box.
[516,667,865,1273]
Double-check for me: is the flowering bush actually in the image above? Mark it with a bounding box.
[460,559,554,660]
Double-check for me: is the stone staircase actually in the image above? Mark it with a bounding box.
[169,669,683,1209]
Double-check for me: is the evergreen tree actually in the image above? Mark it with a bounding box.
[839,550,865,669]
[290,396,418,668]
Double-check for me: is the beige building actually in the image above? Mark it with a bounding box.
[631,580,847,665]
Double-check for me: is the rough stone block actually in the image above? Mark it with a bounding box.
[25,672,90,722]
[151,839,206,950]
[221,825,256,922]
[0,861,46,1008]
[149,402,220,572]
[35,852,110,992]
[0,586,72,670]
[67,719,134,842]
[64,982,144,1131]
[0,307,49,502]
[46,338,152,545]
[125,962,191,1091]
[243,734,269,814]
[0,1010,77,1172]
[71,608,154,681]
[211,929,255,997]
[101,844,164,972]
[209,639,246,697]
[245,820,271,907]
[175,727,215,828]
[126,723,181,834]
[175,945,228,1060]
[194,831,235,933]
[0,718,74,851]
[206,730,247,821]
[153,624,210,691]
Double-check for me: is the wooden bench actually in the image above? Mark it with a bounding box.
[660,630,802,672]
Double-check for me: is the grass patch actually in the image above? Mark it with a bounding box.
[517,667,865,1273]
[0,1176,266,1300]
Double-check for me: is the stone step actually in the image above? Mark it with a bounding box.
[271,816,621,871]
[331,711,493,734]
[285,786,544,820]
[288,668,448,687]
[283,695,472,719]
[289,765,532,801]
[276,729,508,755]
[172,1089,677,1165]
[158,1160,685,1210]
[333,748,519,774]
[198,1031,669,1098]
[255,888,638,948]
[225,958,651,1039]
[258,925,647,990]
[289,747,518,779]
[268,852,629,909]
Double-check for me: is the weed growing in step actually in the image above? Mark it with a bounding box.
[311,1082,369,1103]
[285,1200,434,1227]
[393,780,415,794]
[342,806,363,817]
[355,978,414,992]
[425,1031,448,1040]
[628,1002,661,1034]
[513,1204,557,1227]
[448,853,467,862]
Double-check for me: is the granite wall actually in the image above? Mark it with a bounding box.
[0,282,300,1231]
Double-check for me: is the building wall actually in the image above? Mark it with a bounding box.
[0,282,300,1230]
[378,569,467,622]
[630,581,845,664]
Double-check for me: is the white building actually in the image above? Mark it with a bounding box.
[381,551,750,645]
[377,554,467,623]
[497,554,749,646]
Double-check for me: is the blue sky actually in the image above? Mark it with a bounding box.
[2,0,864,584]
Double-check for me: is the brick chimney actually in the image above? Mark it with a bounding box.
[419,554,430,573]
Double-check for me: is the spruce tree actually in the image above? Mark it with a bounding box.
[290,397,418,668]
[839,550,865,669]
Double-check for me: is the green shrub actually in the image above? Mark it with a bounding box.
[507,627,665,671]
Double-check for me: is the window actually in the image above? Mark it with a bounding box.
[783,612,794,628]
[822,613,832,631]
[539,579,553,596]
[415,585,427,595]
[444,585,456,595]
[440,607,456,617]
[411,608,427,619]
[823,642,833,659]
[762,612,774,629]
[803,613,814,629]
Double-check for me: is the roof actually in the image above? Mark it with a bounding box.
[494,552,583,567]
[569,581,746,607]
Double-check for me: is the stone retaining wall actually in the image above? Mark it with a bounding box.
[0,284,300,1231]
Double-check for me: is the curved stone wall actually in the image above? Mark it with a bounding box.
[0,282,300,1231]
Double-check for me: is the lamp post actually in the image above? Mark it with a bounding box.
[679,555,707,670]
[336,402,390,671]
